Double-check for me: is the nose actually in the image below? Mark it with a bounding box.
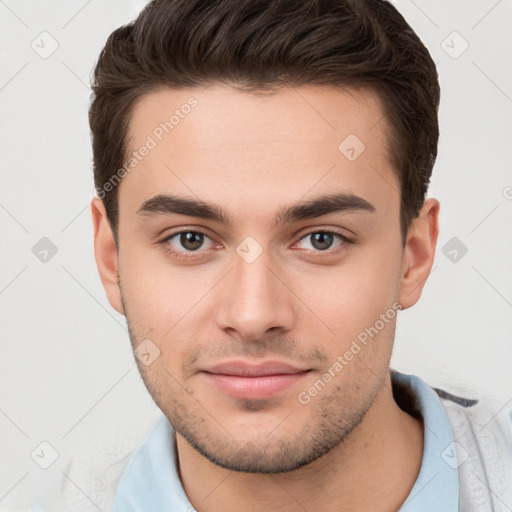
[213,242,296,342]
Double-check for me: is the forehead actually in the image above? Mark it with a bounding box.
[127,83,387,151]
[120,84,399,224]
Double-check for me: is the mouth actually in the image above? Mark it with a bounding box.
[200,360,312,400]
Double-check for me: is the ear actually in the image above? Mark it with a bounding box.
[90,197,124,315]
[398,198,440,310]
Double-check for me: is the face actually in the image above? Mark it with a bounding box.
[92,83,436,473]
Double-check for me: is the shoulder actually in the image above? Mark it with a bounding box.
[434,385,512,511]
[434,385,512,451]
[391,369,512,510]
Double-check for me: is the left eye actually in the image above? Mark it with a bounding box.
[296,231,347,251]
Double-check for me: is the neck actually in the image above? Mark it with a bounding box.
[176,372,423,512]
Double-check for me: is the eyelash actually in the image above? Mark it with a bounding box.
[158,228,353,261]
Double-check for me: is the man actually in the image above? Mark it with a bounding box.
[89,0,512,510]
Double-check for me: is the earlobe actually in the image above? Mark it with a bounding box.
[398,198,440,310]
[90,197,124,315]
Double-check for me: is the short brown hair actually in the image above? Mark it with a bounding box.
[89,0,440,245]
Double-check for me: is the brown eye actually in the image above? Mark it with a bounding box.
[310,232,335,250]
[179,232,205,251]
[297,231,347,252]
[162,230,216,255]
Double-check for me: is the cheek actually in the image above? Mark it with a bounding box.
[119,242,223,364]
[119,240,193,319]
[291,250,401,340]
[349,240,402,303]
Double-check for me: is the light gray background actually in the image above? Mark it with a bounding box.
[1,1,511,510]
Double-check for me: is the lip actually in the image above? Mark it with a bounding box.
[200,360,311,400]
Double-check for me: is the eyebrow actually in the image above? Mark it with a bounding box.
[136,192,376,226]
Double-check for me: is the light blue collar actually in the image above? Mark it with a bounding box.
[113,371,459,511]
[394,371,460,511]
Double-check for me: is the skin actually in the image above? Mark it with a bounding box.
[91,83,439,512]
